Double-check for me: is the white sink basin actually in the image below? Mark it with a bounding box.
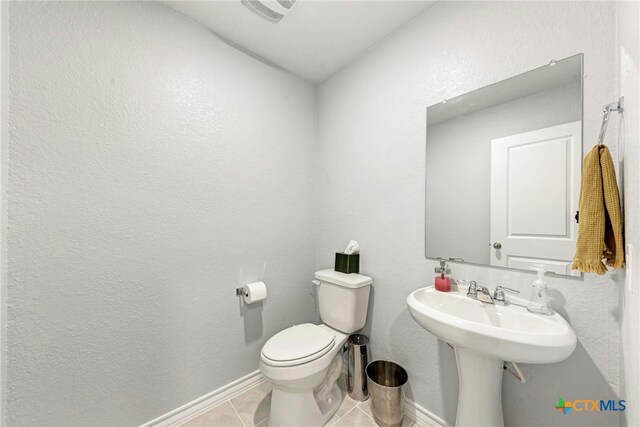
[406,285,577,427]
[406,286,576,363]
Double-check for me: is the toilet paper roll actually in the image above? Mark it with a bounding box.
[243,281,267,304]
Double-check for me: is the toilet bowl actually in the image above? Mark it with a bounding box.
[260,323,347,427]
[260,269,372,427]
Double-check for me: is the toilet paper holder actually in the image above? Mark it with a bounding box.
[235,281,268,304]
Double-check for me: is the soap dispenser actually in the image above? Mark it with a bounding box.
[527,264,554,315]
[435,259,451,292]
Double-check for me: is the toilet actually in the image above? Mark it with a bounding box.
[260,269,372,427]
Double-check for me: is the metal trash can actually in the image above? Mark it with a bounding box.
[347,334,369,401]
[366,360,408,427]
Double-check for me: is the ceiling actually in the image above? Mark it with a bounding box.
[164,0,436,82]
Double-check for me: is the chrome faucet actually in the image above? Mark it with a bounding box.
[493,286,520,304]
[466,281,493,303]
[474,285,494,303]
[466,281,519,304]
[466,280,478,298]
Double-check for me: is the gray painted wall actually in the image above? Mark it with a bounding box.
[426,81,581,265]
[3,2,638,426]
[0,2,7,424]
[318,2,623,426]
[6,2,317,425]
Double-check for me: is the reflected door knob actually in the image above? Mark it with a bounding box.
[492,242,502,250]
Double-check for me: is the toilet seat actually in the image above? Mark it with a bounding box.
[262,323,336,367]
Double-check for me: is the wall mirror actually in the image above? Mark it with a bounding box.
[425,54,583,277]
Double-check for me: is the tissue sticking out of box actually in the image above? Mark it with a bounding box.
[344,240,360,255]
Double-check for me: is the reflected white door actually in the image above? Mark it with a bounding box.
[490,121,582,276]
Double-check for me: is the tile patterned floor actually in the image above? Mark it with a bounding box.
[180,375,417,427]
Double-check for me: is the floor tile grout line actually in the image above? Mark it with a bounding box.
[230,380,273,427]
[356,405,375,421]
[328,401,355,427]
[177,398,236,427]
[186,374,389,427]
[328,407,345,427]
[180,379,265,427]
[228,399,247,427]
[333,406,370,426]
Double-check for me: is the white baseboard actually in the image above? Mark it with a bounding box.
[140,369,452,427]
[404,398,453,427]
[140,370,265,427]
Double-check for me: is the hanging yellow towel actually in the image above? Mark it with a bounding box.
[571,145,624,274]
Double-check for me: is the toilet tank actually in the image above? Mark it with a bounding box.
[315,269,372,333]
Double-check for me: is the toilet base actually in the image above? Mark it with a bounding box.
[260,327,348,427]
[268,382,341,427]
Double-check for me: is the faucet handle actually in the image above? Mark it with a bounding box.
[466,280,478,297]
[493,286,520,301]
[496,285,519,293]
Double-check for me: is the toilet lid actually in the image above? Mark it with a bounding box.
[262,323,335,364]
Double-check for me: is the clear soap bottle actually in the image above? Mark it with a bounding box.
[527,265,554,315]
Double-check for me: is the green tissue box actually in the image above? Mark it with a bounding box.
[335,252,359,274]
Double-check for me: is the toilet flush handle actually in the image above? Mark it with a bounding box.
[312,280,321,286]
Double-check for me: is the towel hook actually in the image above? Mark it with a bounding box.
[597,96,624,146]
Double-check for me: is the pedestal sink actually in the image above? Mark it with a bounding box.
[406,285,576,427]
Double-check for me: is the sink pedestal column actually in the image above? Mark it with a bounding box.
[454,347,504,427]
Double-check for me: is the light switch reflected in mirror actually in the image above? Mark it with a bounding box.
[425,53,583,278]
